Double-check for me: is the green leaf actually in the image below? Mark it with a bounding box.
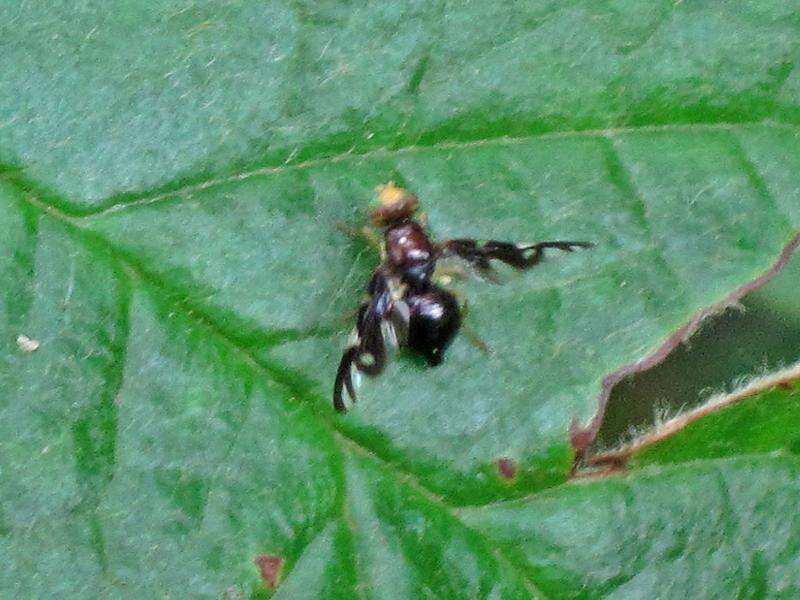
[637,384,800,467]
[595,370,800,470]
[3,1,800,597]
[75,125,800,504]
[2,1,799,208]
[461,455,800,599]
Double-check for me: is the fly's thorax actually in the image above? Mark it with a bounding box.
[384,220,435,274]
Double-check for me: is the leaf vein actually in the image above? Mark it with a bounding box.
[74,121,798,219]
[727,130,796,232]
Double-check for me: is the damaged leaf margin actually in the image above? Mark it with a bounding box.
[589,363,800,472]
[571,232,800,471]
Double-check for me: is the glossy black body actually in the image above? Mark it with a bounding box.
[406,284,461,366]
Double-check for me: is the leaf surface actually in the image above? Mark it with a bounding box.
[78,124,800,502]
[2,1,800,597]
[604,371,800,470]
[461,455,800,599]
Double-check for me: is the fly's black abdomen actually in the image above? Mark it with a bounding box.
[406,285,461,366]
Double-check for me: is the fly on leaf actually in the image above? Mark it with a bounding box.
[334,182,593,413]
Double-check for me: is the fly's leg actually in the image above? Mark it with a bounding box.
[432,261,469,286]
[458,297,491,355]
[438,289,490,355]
[336,222,383,254]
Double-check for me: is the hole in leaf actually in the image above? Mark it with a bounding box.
[595,246,800,452]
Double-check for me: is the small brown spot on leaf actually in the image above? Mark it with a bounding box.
[569,418,594,452]
[777,381,794,391]
[497,457,517,480]
[254,554,283,590]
